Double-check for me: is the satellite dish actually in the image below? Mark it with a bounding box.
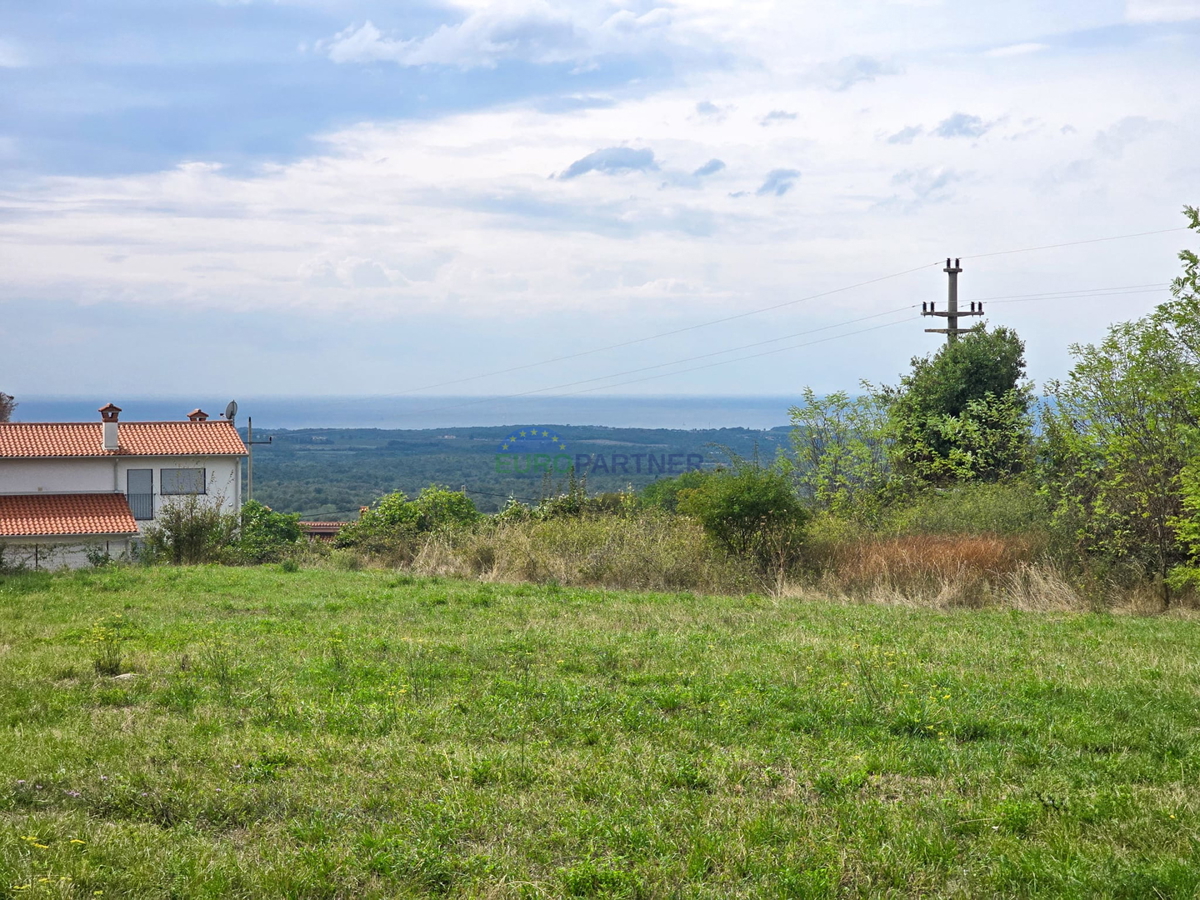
[224,400,238,423]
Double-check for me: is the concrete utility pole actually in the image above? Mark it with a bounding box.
[245,416,273,503]
[921,258,983,344]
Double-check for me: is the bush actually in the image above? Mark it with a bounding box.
[337,487,479,551]
[238,500,302,562]
[640,470,711,512]
[142,496,237,564]
[412,486,480,531]
[676,463,808,575]
[880,479,1054,538]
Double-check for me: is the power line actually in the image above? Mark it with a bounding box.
[561,281,1178,396]
[397,225,1188,397]
[963,227,1188,261]
[395,261,940,395]
[391,280,1179,419]
[390,306,918,419]
[963,282,1169,303]
[561,315,918,397]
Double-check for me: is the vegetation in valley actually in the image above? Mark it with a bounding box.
[2,565,1199,898]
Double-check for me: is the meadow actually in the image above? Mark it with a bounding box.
[1,566,1198,898]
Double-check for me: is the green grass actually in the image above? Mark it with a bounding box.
[1,567,1198,898]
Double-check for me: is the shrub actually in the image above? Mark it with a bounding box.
[338,487,479,550]
[412,486,480,531]
[142,495,237,564]
[336,492,420,549]
[880,479,1054,539]
[640,470,711,512]
[676,463,808,575]
[238,500,302,562]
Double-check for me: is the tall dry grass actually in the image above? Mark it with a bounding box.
[803,533,1091,610]
[410,512,757,594]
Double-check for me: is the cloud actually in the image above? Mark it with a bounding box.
[536,95,616,114]
[559,146,658,179]
[885,166,962,209]
[1094,116,1168,158]
[932,112,989,139]
[809,55,900,90]
[985,42,1050,58]
[692,100,732,122]
[760,110,797,126]
[299,256,398,288]
[692,159,725,177]
[1125,0,1200,22]
[321,4,679,70]
[756,169,800,196]
[887,125,922,145]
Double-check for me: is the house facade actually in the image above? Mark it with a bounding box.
[0,404,247,568]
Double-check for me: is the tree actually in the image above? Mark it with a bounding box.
[887,326,1033,484]
[1043,206,1200,597]
[0,392,15,423]
[789,385,893,516]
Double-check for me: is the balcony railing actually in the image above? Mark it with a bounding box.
[127,493,153,521]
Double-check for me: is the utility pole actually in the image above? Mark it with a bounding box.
[245,416,273,503]
[921,257,983,344]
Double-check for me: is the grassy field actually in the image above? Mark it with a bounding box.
[1,567,1198,898]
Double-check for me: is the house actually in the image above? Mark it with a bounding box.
[0,403,248,568]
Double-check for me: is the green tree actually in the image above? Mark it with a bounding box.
[1043,206,1200,596]
[887,326,1033,484]
[788,385,893,516]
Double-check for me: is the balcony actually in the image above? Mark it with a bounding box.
[127,493,153,521]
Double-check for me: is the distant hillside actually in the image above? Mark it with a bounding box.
[248,424,791,518]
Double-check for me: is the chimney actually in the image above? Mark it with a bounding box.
[99,403,121,452]
[187,408,209,422]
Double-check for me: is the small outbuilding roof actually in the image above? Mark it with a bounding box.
[0,493,139,538]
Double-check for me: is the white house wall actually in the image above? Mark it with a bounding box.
[0,456,243,532]
[0,537,132,571]
[0,458,116,494]
[115,456,242,531]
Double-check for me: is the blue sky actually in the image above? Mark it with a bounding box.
[1,0,1198,408]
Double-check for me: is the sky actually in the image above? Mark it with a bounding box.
[1,0,1198,411]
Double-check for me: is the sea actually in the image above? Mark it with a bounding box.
[14,395,799,431]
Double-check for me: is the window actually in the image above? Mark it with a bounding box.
[160,467,206,495]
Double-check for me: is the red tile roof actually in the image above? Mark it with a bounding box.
[0,493,139,538]
[0,421,247,458]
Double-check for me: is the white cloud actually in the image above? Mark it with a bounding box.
[321,2,682,69]
[1125,0,1200,22]
[984,42,1049,58]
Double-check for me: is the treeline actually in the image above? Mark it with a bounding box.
[247,425,789,518]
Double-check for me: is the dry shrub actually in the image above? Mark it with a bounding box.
[411,513,755,594]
